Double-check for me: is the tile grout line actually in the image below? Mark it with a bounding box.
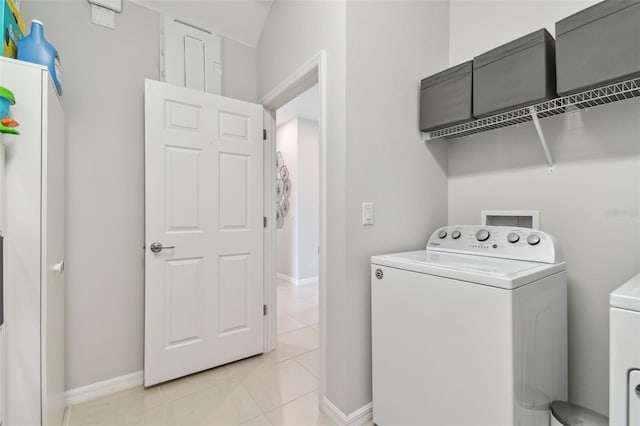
[263,388,321,421]
[291,352,320,380]
[240,380,275,426]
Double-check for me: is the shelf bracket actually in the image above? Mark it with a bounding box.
[529,106,554,172]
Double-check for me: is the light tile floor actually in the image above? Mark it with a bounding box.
[67,278,337,426]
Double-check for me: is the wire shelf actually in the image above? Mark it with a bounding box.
[424,77,640,141]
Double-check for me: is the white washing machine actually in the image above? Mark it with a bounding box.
[371,225,568,426]
[610,272,640,426]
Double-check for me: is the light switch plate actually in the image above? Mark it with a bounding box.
[362,202,374,226]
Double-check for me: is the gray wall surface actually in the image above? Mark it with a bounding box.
[297,118,320,280]
[22,0,259,390]
[223,37,258,102]
[21,0,158,391]
[258,0,450,415]
[344,0,450,414]
[448,1,640,415]
[258,0,351,411]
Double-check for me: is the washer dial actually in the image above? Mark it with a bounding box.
[475,229,490,242]
[438,230,447,239]
[527,234,541,246]
[452,230,461,240]
[507,233,520,244]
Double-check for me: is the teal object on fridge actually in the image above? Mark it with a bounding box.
[17,20,62,96]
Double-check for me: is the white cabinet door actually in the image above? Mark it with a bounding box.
[4,61,46,426]
[161,16,222,95]
[42,76,65,426]
[144,80,263,386]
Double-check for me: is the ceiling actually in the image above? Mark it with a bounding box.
[130,0,274,47]
[276,85,319,127]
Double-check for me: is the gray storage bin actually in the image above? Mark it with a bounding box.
[556,0,640,95]
[420,61,473,132]
[473,29,556,117]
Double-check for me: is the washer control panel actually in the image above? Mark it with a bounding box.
[427,225,561,263]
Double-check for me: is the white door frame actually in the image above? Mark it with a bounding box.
[260,50,327,401]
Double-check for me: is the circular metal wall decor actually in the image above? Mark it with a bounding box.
[280,165,290,182]
[283,180,291,198]
[276,204,284,228]
[281,199,290,217]
[276,152,284,172]
[276,178,284,202]
[275,151,291,229]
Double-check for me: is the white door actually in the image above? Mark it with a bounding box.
[144,79,264,386]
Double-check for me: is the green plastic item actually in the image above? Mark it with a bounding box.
[0,85,18,133]
[0,124,19,135]
[0,86,15,104]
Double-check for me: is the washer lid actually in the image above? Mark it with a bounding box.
[610,272,640,312]
[371,250,565,290]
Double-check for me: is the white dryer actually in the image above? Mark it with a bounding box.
[371,225,568,426]
[610,272,640,426]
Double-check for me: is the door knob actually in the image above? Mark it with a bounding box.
[53,260,64,274]
[150,242,175,253]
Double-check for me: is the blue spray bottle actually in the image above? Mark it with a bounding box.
[17,20,62,96]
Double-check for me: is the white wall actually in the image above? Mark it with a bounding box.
[276,119,299,279]
[449,0,599,65]
[297,118,320,280]
[448,1,640,415]
[21,0,259,390]
[259,0,450,415]
[276,118,319,282]
[223,37,258,102]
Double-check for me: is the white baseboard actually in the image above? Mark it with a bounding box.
[65,370,143,406]
[277,273,319,286]
[62,407,71,426]
[322,397,373,426]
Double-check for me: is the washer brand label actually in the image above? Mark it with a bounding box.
[429,242,440,246]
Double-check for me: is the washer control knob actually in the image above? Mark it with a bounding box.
[475,229,490,242]
[527,234,541,246]
[507,233,520,244]
[438,230,447,239]
[452,230,461,240]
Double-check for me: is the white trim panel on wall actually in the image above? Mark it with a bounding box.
[160,15,222,94]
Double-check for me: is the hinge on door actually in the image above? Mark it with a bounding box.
[263,129,267,141]
[263,304,267,316]
[264,216,267,228]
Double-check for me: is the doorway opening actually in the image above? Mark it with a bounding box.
[272,84,320,377]
[261,51,327,402]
